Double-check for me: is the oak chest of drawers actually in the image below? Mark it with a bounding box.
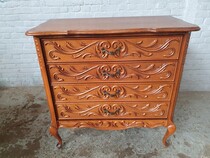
[26,16,199,148]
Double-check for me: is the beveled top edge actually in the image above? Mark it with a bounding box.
[26,16,200,36]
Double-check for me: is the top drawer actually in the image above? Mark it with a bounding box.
[42,35,182,62]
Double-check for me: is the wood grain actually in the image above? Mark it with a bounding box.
[56,102,169,119]
[26,16,200,147]
[48,61,177,83]
[42,36,182,62]
[26,16,200,36]
[53,83,173,102]
[59,119,167,130]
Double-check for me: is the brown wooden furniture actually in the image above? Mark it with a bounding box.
[26,16,200,148]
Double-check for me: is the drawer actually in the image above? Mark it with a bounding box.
[56,102,169,120]
[58,119,167,130]
[52,83,173,102]
[48,61,177,83]
[42,35,182,62]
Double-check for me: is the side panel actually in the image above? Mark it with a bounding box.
[167,33,191,123]
[34,37,58,128]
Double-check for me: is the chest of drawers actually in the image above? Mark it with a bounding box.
[26,16,199,148]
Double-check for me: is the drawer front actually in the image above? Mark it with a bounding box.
[43,35,182,62]
[56,102,169,120]
[48,61,177,83]
[52,83,173,102]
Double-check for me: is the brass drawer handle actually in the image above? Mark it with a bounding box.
[103,108,120,115]
[101,47,121,56]
[103,90,120,97]
[102,69,121,78]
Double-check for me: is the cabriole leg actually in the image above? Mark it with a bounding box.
[49,125,62,148]
[162,121,176,147]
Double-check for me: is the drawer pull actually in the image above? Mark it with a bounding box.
[103,90,120,97]
[101,47,121,56]
[102,69,121,78]
[103,108,120,115]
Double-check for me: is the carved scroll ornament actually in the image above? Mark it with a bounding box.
[54,84,171,101]
[57,102,168,118]
[49,63,175,82]
[59,120,167,130]
[44,38,180,60]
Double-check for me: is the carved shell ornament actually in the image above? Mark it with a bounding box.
[49,63,175,82]
[44,38,180,60]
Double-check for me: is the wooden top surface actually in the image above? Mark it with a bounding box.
[26,16,200,36]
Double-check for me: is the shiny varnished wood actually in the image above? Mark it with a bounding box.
[26,16,200,148]
[59,119,168,130]
[43,36,182,62]
[56,102,169,119]
[48,61,177,83]
[26,16,200,36]
[162,120,176,146]
[53,83,173,102]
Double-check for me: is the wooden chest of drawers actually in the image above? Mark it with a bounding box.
[26,16,199,148]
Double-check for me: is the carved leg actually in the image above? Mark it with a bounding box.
[162,121,176,147]
[49,126,62,148]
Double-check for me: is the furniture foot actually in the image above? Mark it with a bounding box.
[49,126,62,148]
[162,122,176,147]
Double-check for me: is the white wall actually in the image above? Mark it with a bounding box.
[0,0,209,91]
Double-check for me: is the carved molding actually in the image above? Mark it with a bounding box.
[59,120,167,130]
[57,102,168,118]
[54,84,171,101]
[34,39,44,69]
[44,38,180,60]
[49,63,175,82]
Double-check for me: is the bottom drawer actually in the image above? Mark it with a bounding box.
[58,119,168,130]
[56,102,169,120]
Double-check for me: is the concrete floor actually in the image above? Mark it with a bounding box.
[0,87,210,158]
